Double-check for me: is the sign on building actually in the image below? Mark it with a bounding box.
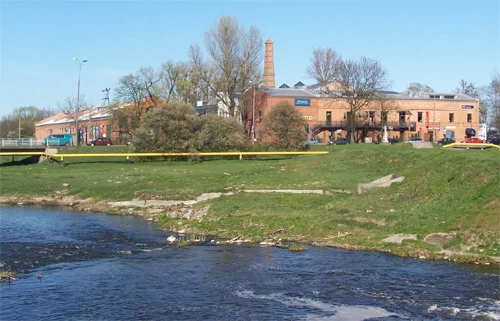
[295,98,310,106]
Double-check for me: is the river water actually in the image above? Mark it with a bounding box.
[0,206,499,321]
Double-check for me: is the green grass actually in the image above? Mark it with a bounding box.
[1,143,499,261]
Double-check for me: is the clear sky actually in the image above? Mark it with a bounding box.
[1,0,499,118]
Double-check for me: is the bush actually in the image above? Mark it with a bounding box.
[197,115,247,152]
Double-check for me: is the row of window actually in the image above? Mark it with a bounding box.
[343,111,473,123]
[416,112,472,123]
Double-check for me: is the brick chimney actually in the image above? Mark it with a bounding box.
[263,39,275,88]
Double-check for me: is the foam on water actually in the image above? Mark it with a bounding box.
[236,290,397,320]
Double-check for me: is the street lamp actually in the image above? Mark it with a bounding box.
[432,92,436,142]
[252,83,256,144]
[73,57,88,145]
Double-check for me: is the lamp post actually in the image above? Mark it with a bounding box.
[433,92,436,142]
[252,83,256,144]
[73,57,88,145]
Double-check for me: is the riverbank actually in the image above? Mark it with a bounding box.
[1,144,499,266]
[1,191,499,266]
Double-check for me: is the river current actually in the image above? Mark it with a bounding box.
[0,206,499,320]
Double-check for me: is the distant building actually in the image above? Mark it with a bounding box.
[243,40,480,143]
[35,107,112,145]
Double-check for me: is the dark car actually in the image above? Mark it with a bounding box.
[485,137,500,145]
[87,137,112,146]
[461,138,483,144]
[328,138,350,145]
[436,137,455,145]
[404,137,424,143]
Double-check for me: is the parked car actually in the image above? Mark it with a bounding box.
[486,137,500,145]
[328,138,350,145]
[304,138,319,146]
[87,137,112,146]
[42,133,73,146]
[436,137,455,145]
[461,138,483,144]
[404,137,424,143]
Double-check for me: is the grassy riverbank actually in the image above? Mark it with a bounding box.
[1,143,499,263]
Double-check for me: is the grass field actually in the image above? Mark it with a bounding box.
[1,143,499,262]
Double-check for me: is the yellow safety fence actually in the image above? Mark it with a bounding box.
[0,151,329,166]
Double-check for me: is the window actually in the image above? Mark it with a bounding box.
[398,111,406,125]
[418,112,423,122]
[430,94,440,99]
[444,95,455,99]
[382,111,388,123]
[467,113,472,122]
[449,113,454,122]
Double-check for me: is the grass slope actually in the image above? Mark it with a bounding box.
[1,143,499,261]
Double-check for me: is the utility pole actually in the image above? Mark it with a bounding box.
[73,57,88,145]
[100,88,110,138]
[252,84,256,144]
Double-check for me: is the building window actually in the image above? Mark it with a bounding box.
[382,111,388,123]
[398,111,406,125]
[449,113,454,123]
[417,112,423,122]
[467,113,472,122]
[369,111,375,126]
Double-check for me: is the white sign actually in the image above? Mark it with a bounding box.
[478,124,487,140]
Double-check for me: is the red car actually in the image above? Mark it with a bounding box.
[461,138,483,144]
[87,137,113,146]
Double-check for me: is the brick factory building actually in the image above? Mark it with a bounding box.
[247,40,480,143]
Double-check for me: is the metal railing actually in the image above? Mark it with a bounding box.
[312,121,417,133]
[0,138,44,146]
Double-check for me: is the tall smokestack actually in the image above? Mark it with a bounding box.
[263,39,275,88]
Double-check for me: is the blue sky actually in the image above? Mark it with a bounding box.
[1,0,499,117]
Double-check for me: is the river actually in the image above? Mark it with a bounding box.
[0,206,499,320]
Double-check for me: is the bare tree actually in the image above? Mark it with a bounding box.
[374,94,401,139]
[455,79,479,97]
[137,66,161,107]
[406,82,434,93]
[188,44,216,104]
[306,47,341,93]
[114,72,154,130]
[483,73,500,131]
[193,16,263,118]
[336,57,392,143]
[157,60,185,103]
[58,95,88,141]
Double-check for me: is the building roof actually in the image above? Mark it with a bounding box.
[260,87,318,98]
[383,91,478,101]
[294,81,305,88]
[35,107,112,127]
[259,86,478,102]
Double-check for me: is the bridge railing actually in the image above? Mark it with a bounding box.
[0,138,44,147]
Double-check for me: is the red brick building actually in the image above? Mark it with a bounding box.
[247,40,480,143]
